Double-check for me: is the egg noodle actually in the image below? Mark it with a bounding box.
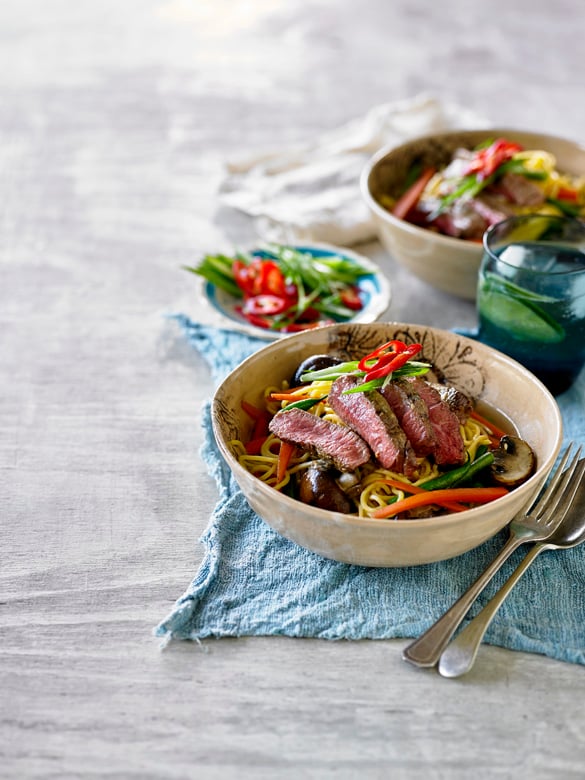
[230,379,494,519]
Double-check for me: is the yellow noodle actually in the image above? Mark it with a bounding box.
[235,377,497,517]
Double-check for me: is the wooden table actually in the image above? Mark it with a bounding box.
[3,2,585,777]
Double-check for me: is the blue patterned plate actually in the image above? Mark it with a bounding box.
[199,242,392,340]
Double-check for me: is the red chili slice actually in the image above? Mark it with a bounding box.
[236,307,272,329]
[357,340,408,371]
[259,261,287,297]
[243,294,289,316]
[339,286,363,311]
[363,343,422,381]
[233,259,262,296]
[463,138,523,180]
[282,321,333,332]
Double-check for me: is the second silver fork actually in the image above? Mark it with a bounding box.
[402,443,582,668]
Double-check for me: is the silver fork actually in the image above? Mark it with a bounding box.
[402,443,582,668]
[438,456,585,677]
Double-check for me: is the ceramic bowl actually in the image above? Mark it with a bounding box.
[361,129,585,301]
[212,322,563,567]
[198,242,391,340]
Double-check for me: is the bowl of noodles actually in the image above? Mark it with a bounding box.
[212,322,563,567]
[361,129,585,300]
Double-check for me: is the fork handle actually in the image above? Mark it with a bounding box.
[437,543,546,678]
[402,536,522,667]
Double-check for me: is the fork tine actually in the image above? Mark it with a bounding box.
[528,443,572,517]
[531,445,583,526]
[542,456,585,527]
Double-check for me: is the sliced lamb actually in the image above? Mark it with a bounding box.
[268,407,370,472]
[329,375,419,478]
[381,379,437,456]
[404,377,466,465]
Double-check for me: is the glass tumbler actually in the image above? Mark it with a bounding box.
[477,214,585,395]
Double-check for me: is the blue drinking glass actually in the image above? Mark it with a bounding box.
[477,214,585,395]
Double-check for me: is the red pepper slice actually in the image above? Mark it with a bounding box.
[243,294,290,317]
[339,286,363,311]
[357,340,408,371]
[233,259,261,296]
[463,138,523,180]
[259,261,287,297]
[236,306,273,329]
[241,400,265,420]
[282,320,333,333]
[556,186,579,203]
[363,342,422,381]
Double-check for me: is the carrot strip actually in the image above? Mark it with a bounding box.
[470,409,507,441]
[379,478,467,513]
[269,391,313,401]
[372,486,508,519]
[276,440,296,483]
[392,167,436,220]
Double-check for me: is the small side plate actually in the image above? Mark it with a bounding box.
[198,242,392,340]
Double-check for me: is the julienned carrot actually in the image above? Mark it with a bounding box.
[276,440,297,483]
[270,390,313,401]
[379,478,467,513]
[392,166,436,220]
[372,486,508,519]
[470,409,507,441]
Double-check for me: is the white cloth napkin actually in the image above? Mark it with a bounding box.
[218,94,489,246]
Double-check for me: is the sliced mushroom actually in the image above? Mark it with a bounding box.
[336,471,363,504]
[490,435,536,488]
[298,464,353,514]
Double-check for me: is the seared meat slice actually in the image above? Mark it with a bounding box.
[469,194,513,227]
[498,172,546,206]
[405,377,466,465]
[329,375,418,478]
[430,383,473,424]
[382,379,437,456]
[429,198,488,239]
[268,407,370,471]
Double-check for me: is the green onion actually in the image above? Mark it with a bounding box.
[420,451,495,492]
[183,255,243,298]
[300,359,431,389]
[281,396,327,411]
[546,197,582,217]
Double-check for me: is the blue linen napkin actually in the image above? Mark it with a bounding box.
[156,316,585,665]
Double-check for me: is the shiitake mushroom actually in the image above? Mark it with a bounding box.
[298,464,354,514]
[490,435,536,488]
[291,354,344,387]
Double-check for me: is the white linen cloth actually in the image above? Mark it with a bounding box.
[218,94,489,246]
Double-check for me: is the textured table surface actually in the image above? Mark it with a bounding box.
[2,1,585,778]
